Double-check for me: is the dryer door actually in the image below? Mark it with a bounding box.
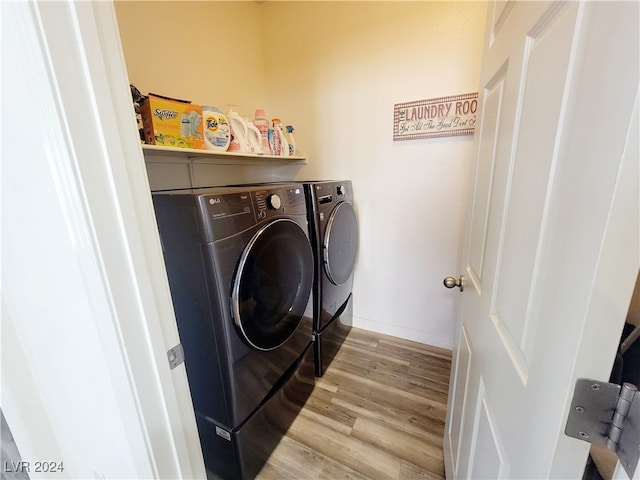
[232,218,313,351]
[323,202,359,285]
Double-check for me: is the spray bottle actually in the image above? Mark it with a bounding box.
[284,125,296,156]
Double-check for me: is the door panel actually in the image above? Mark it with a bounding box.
[466,69,506,289]
[492,1,577,379]
[491,2,576,368]
[468,381,510,479]
[490,2,515,42]
[448,327,472,473]
[444,1,640,478]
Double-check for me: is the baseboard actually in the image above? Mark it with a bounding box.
[351,315,454,350]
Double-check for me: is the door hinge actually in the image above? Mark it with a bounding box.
[167,343,185,369]
[565,378,640,479]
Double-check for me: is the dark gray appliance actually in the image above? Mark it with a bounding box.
[152,184,315,479]
[303,180,358,376]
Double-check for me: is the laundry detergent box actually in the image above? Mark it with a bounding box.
[140,93,204,149]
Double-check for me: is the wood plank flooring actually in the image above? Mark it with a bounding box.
[257,327,452,480]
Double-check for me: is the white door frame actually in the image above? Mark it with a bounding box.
[550,89,640,479]
[2,1,204,477]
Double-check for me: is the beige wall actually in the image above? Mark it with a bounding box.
[115,1,267,114]
[260,2,486,173]
[260,2,486,346]
[115,1,487,348]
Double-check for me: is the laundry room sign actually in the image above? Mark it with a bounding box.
[393,92,478,141]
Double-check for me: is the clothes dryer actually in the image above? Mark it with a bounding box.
[152,184,314,480]
[303,180,358,376]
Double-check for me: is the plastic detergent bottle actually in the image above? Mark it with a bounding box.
[253,109,271,154]
[202,106,230,152]
[267,126,278,155]
[180,109,202,140]
[271,118,289,156]
[226,107,250,153]
[284,125,296,156]
[246,119,262,154]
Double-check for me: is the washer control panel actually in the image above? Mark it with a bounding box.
[266,193,281,210]
[254,186,306,219]
[196,183,306,241]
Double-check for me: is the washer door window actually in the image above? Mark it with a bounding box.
[232,218,313,351]
[323,202,359,285]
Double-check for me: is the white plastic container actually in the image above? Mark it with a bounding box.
[253,109,271,154]
[245,120,262,154]
[202,106,230,152]
[278,128,289,157]
[284,125,296,156]
[271,118,289,157]
[226,107,250,153]
[268,127,278,156]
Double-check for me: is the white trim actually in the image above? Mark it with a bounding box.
[352,315,454,350]
[60,2,206,477]
[2,1,204,478]
[550,88,640,479]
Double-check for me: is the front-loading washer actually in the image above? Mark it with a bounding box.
[152,183,314,479]
[303,180,359,376]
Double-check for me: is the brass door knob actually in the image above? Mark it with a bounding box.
[443,275,464,292]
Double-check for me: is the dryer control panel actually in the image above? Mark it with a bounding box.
[313,181,353,212]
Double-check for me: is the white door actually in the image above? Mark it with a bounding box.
[444,1,639,479]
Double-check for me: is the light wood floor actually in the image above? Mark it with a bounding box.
[257,327,452,480]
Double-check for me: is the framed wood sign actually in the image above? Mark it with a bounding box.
[393,92,478,141]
